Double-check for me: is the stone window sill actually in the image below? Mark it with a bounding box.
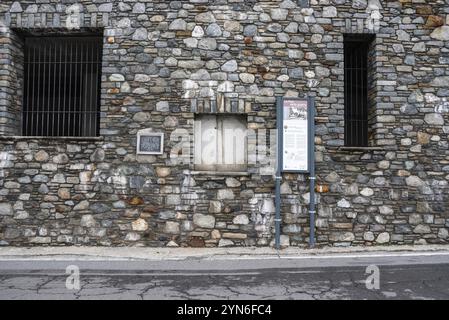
[335,146,383,152]
[0,136,104,142]
[188,170,250,176]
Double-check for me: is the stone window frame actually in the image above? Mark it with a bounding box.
[0,27,104,139]
[0,28,25,136]
[193,113,249,173]
[340,33,379,151]
[187,93,253,175]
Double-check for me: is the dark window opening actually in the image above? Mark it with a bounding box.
[344,34,375,147]
[22,36,102,137]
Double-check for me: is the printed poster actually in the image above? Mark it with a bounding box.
[282,99,309,172]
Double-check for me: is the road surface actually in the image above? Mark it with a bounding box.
[1,251,449,300]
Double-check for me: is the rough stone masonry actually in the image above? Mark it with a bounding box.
[0,0,448,248]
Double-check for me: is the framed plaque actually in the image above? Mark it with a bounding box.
[137,130,164,155]
[277,97,313,173]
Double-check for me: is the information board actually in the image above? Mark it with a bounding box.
[279,98,311,173]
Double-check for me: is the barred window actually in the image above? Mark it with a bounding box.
[344,34,375,147]
[22,36,102,137]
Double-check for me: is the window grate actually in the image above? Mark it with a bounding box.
[22,36,102,137]
[344,35,374,147]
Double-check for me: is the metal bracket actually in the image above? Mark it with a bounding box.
[273,219,282,222]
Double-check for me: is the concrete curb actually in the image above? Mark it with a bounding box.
[1,245,449,261]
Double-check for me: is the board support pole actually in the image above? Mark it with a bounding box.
[308,96,316,248]
[275,96,283,250]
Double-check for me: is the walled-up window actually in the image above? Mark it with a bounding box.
[344,34,375,147]
[194,115,247,172]
[22,36,102,137]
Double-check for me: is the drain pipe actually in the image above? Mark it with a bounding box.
[308,96,316,248]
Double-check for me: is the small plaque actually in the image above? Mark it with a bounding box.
[137,130,164,155]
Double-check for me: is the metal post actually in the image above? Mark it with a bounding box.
[308,96,316,248]
[275,96,283,250]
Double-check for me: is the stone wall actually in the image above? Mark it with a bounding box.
[0,0,448,247]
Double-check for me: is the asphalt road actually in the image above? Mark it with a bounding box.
[1,253,449,300]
